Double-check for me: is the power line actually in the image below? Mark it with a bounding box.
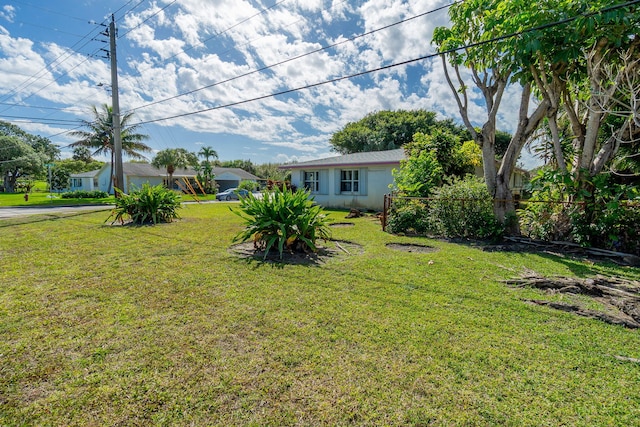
[0,114,80,123]
[13,21,88,39]
[0,2,141,108]
[157,0,288,65]
[0,5,148,113]
[10,0,90,22]
[118,0,178,39]
[126,1,460,114]
[131,0,639,126]
[0,101,86,113]
[0,24,106,106]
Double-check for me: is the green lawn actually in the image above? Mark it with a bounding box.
[1,204,639,426]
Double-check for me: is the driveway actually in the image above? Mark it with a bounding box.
[0,205,112,220]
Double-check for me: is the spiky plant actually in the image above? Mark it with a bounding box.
[232,187,331,259]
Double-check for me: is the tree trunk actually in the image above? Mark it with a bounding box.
[547,115,567,172]
[168,164,175,190]
[3,171,16,193]
[480,123,497,197]
[107,151,114,195]
[496,84,550,229]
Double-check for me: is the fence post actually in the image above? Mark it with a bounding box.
[382,194,390,231]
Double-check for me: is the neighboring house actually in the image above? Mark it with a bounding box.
[69,169,101,192]
[476,164,528,199]
[282,149,406,211]
[213,168,263,191]
[69,163,261,194]
[281,149,528,211]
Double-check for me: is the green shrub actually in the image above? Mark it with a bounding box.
[428,176,503,239]
[520,170,640,254]
[232,187,331,259]
[237,180,260,192]
[387,176,503,239]
[107,184,181,225]
[61,190,109,199]
[386,199,432,234]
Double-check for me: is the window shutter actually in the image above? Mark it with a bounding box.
[334,169,341,194]
[319,170,329,194]
[359,168,367,195]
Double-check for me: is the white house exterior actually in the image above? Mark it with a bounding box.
[282,149,405,211]
[69,163,261,194]
[282,149,529,211]
[69,170,101,192]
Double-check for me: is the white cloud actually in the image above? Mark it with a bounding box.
[0,0,543,168]
[0,5,16,23]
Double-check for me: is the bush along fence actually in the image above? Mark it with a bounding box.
[382,194,505,241]
[382,194,640,256]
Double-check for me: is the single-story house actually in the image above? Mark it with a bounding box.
[69,163,261,194]
[281,149,528,211]
[282,149,406,211]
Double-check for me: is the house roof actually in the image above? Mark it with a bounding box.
[120,162,193,177]
[71,169,101,178]
[282,149,406,169]
[212,167,261,181]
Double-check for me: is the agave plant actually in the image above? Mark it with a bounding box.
[107,183,181,225]
[232,187,331,259]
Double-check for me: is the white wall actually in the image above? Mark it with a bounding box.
[291,165,395,211]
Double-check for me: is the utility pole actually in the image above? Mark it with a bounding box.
[109,14,124,195]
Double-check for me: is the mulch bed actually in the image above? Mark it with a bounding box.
[385,243,439,253]
[229,240,363,265]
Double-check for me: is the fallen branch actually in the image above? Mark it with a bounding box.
[505,273,640,328]
[334,241,351,255]
[525,299,640,329]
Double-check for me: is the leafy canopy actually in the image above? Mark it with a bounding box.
[329,110,471,154]
[0,136,48,192]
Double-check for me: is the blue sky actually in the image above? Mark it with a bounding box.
[0,0,538,167]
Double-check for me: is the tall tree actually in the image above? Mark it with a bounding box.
[507,0,640,191]
[0,121,60,161]
[0,136,46,193]
[219,159,256,175]
[152,148,199,189]
[69,104,151,193]
[329,110,462,154]
[433,0,610,222]
[72,146,93,163]
[197,146,219,192]
[434,0,639,227]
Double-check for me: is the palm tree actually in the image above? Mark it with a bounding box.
[152,148,199,189]
[198,146,218,162]
[69,104,151,193]
[197,146,218,192]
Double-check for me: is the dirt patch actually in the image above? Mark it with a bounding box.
[386,243,439,253]
[329,222,355,228]
[229,239,363,264]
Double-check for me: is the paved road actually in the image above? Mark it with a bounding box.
[0,205,112,220]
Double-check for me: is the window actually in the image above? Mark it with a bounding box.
[72,178,82,187]
[340,169,359,193]
[93,178,98,188]
[303,171,319,193]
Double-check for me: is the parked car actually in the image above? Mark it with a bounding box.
[215,188,249,201]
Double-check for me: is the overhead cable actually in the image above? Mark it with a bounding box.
[131,0,639,126]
